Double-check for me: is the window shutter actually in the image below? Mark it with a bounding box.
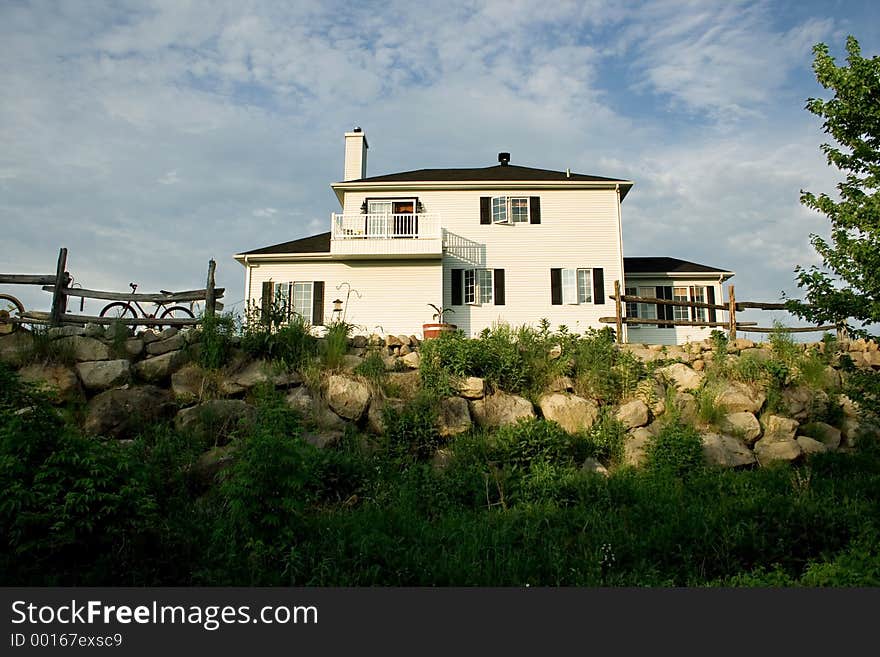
[529,196,541,224]
[493,269,505,306]
[261,281,272,325]
[480,197,491,225]
[592,268,605,304]
[550,269,562,305]
[451,269,463,305]
[312,281,324,326]
[707,286,717,323]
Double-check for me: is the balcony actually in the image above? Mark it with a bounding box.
[330,213,443,258]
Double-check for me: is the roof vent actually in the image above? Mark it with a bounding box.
[498,152,510,166]
[353,126,362,132]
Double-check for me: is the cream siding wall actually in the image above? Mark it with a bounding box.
[622,277,727,346]
[340,187,624,336]
[247,260,441,337]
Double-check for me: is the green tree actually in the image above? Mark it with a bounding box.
[790,36,880,336]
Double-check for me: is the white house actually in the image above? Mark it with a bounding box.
[234,129,734,344]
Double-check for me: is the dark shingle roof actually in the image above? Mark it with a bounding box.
[239,232,330,255]
[624,257,732,274]
[350,164,624,183]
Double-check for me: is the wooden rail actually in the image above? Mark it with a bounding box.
[607,281,841,343]
[1,249,222,328]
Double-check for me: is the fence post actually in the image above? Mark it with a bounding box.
[613,280,623,344]
[205,259,216,320]
[727,284,737,341]
[49,247,68,327]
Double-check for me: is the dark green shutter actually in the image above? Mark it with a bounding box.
[529,196,541,224]
[707,286,716,323]
[550,269,562,305]
[493,269,505,305]
[480,197,491,224]
[659,286,674,329]
[451,269,463,305]
[312,281,324,326]
[261,281,272,325]
[592,268,604,304]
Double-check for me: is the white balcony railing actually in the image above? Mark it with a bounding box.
[331,213,441,240]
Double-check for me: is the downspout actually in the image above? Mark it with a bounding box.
[615,184,627,343]
[244,256,252,315]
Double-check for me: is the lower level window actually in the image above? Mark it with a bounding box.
[465,269,493,304]
[673,287,690,321]
[274,281,313,323]
[563,268,593,304]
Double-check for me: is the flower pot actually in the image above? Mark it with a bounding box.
[422,323,457,339]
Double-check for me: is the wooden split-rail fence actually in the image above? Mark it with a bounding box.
[603,280,840,343]
[0,247,224,329]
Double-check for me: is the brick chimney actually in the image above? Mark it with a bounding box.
[343,127,368,181]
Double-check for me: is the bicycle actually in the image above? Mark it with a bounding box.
[99,283,195,327]
[0,293,25,334]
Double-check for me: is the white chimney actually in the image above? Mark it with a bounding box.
[343,127,368,181]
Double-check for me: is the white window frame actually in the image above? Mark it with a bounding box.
[491,196,529,224]
[274,281,313,324]
[637,286,658,327]
[561,267,594,305]
[673,287,690,322]
[691,285,708,323]
[464,268,493,305]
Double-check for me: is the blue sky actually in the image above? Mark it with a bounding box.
[2,0,878,335]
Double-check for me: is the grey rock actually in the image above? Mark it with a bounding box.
[146,333,186,356]
[616,399,650,429]
[192,445,236,487]
[132,350,188,383]
[799,421,842,451]
[76,359,131,391]
[720,411,762,444]
[715,381,766,414]
[326,374,372,421]
[175,399,254,446]
[438,396,472,438]
[538,392,599,434]
[797,436,828,456]
[18,363,82,402]
[83,322,105,338]
[657,363,705,392]
[581,457,609,477]
[84,385,175,439]
[624,428,653,468]
[701,433,757,468]
[471,391,536,429]
[400,351,420,369]
[57,336,112,362]
[457,376,486,399]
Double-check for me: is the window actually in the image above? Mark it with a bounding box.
[625,286,638,321]
[491,196,529,224]
[691,286,707,322]
[561,268,593,304]
[673,287,690,321]
[273,281,313,323]
[366,198,417,237]
[638,286,658,326]
[464,268,493,304]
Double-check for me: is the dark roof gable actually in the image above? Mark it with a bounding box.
[624,257,731,274]
[240,232,330,256]
[350,164,626,184]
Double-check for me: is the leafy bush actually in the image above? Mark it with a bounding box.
[382,393,441,463]
[354,350,387,383]
[645,422,705,477]
[240,302,316,370]
[198,312,236,370]
[572,328,645,404]
[583,410,627,465]
[320,320,352,370]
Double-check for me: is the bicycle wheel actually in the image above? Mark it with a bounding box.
[100,302,137,320]
[160,305,195,327]
[0,293,25,334]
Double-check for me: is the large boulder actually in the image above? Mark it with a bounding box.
[797,436,828,456]
[616,399,650,429]
[386,370,422,399]
[171,363,211,403]
[715,381,766,414]
[146,332,186,356]
[624,427,653,468]
[75,359,131,392]
[132,350,188,383]
[84,385,176,439]
[753,415,802,465]
[719,411,762,445]
[536,392,597,434]
[286,386,348,430]
[326,374,372,421]
[0,332,34,366]
[799,421,842,451]
[438,396,472,438]
[457,376,486,399]
[222,359,302,394]
[175,399,254,446]
[17,363,82,402]
[192,445,236,487]
[400,351,421,369]
[57,336,112,362]
[781,386,826,421]
[657,363,704,392]
[471,391,536,429]
[701,433,757,468]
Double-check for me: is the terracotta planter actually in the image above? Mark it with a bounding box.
[422,323,457,339]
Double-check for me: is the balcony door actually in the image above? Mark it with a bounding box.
[367,199,417,238]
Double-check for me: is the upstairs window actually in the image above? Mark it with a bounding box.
[481,196,541,224]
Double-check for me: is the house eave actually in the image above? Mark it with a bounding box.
[330,179,634,204]
[625,271,735,282]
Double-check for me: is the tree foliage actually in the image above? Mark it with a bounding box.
[790,36,880,336]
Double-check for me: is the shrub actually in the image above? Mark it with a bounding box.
[354,350,387,383]
[240,302,315,370]
[382,393,441,463]
[645,422,705,478]
[584,411,627,465]
[198,312,236,370]
[319,320,352,370]
[572,328,645,404]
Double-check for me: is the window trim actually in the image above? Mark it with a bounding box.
[463,268,494,305]
[559,267,597,305]
[491,196,530,225]
[273,280,314,324]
